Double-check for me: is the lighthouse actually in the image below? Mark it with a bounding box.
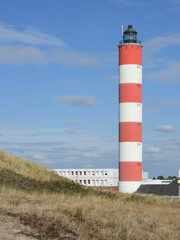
[118,25,143,193]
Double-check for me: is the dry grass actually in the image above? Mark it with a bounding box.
[0,150,59,181]
[0,150,180,239]
[1,190,180,240]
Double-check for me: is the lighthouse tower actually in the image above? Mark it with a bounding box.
[118,25,143,193]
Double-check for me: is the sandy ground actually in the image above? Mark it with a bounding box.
[0,215,37,240]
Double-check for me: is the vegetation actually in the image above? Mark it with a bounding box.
[157,175,165,180]
[166,176,177,180]
[153,175,177,180]
[0,150,180,239]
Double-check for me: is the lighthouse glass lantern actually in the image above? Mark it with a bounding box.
[123,25,138,43]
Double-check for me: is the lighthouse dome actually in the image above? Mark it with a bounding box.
[123,25,138,43]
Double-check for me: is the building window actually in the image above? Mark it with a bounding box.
[84,180,86,184]
[96,171,99,176]
[80,171,82,175]
[88,180,90,184]
[87,171,90,176]
[79,180,82,184]
[84,171,86,175]
[75,171,78,175]
[96,180,99,185]
[105,180,107,185]
[71,171,74,175]
[105,171,107,176]
[100,171,103,176]
[92,171,95,175]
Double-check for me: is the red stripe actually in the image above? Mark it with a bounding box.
[119,45,142,65]
[119,122,142,142]
[119,83,142,103]
[119,162,142,181]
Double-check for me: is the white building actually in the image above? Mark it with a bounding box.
[54,169,118,188]
[54,168,149,191]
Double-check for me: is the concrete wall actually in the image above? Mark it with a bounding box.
[137,180,178,196]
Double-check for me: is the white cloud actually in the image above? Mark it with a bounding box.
[106,75,118,81]
[56,96,97,106]
[48,49,116,67]
[33,154,45,159]
[0,23,116,67]
[111,0,180,5]
[166,99,180,105]
[144,99,180,113]
[144,32,180,66]
[110,0,148,6]
[144,146,162,153]
[67,119,78,124]
[0,45,115,67]
[82,152,98,158]
[48,49,98,67]
[143,32,180,83]
[145,60,180,83]
[143,102,161,112]
[64,129,77,134]
[0,45,47,65]
[153,125,176,132]
[146,10,168,19]
[41,160,54,164]
[0,23,66,47]
[84,163,95,168]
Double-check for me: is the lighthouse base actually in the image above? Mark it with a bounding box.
[118,181,142,193]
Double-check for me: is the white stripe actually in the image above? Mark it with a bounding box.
[119,103,142,122]
[119,64,142,84]
[118,181,142,193]
[119,142,142,162]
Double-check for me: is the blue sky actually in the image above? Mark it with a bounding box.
[0,0,180,178]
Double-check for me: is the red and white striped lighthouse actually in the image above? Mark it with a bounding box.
[118,25,143,193]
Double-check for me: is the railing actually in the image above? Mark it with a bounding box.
[119,40,141,44]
